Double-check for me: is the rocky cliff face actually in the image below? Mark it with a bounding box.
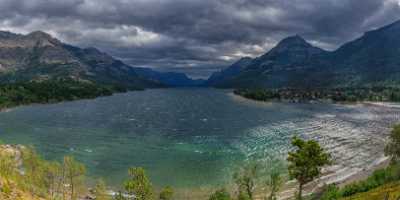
[0,31,75,70]
[0,30,161,88]
[0,144,24,167]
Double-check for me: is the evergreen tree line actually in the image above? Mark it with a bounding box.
[234,87,400,103]
[0,79,129,109]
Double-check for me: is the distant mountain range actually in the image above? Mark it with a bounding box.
[2,19,400,90]
[206,20,400,89]
[134,67,204,87]
[0,31,202,88]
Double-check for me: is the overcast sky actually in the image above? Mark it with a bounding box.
[1,0,400,78]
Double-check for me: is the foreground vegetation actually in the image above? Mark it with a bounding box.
[0,145,173,200]
[0,79,129,110]
[315,164,400,200]
[0,135,331,200]
[234,87,400,103]
[0,146,87,200]
[340,182,400,200]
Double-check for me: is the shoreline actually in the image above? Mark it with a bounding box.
[0,107,14,112]
[231,92,395,199]
[231,90,400,106]
[252,156,391,200]
[274,156,391,200]
[0,89,135,113]
[230,91,400,108]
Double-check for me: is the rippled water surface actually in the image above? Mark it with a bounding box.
[0,88,399,191]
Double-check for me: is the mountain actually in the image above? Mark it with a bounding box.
[0,31,199,88]
[330,20,400,85]
[208,35,330,88]
[247,35,327,70]
[134,67,204,87]
[206,57,252,86]
[207,20,400,89]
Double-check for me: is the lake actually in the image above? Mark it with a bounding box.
[0,88,399,195]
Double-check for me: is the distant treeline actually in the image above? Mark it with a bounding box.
[0,79,129,109]
[234,87,400,103]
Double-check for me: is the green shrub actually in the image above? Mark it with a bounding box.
[209,189,232,200]
[0,180,12,195]
[124,167,153,200]
[94,179,111,200]
[319,185,340,200]
[341,164,400,197]
[318,164,400,199]
[0,154,16,180]
[159,186,173,200]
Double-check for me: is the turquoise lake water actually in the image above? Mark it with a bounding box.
[0,88,398,192]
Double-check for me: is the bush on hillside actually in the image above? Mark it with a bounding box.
[209,189,232,200]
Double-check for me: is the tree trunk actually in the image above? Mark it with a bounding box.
[269,190,275,200]
[62,169,66,200]
[298,182,303,200]
[246,181,253,200]
[70,176,74,200]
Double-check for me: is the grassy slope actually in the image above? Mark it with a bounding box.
[0,177,44,200]
[340,182,400,200]
[0,145,43,200]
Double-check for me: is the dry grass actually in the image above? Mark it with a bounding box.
[0,145,43,200]
[0,177,44,200]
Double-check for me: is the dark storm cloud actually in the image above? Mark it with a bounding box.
[0,0,400,78]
